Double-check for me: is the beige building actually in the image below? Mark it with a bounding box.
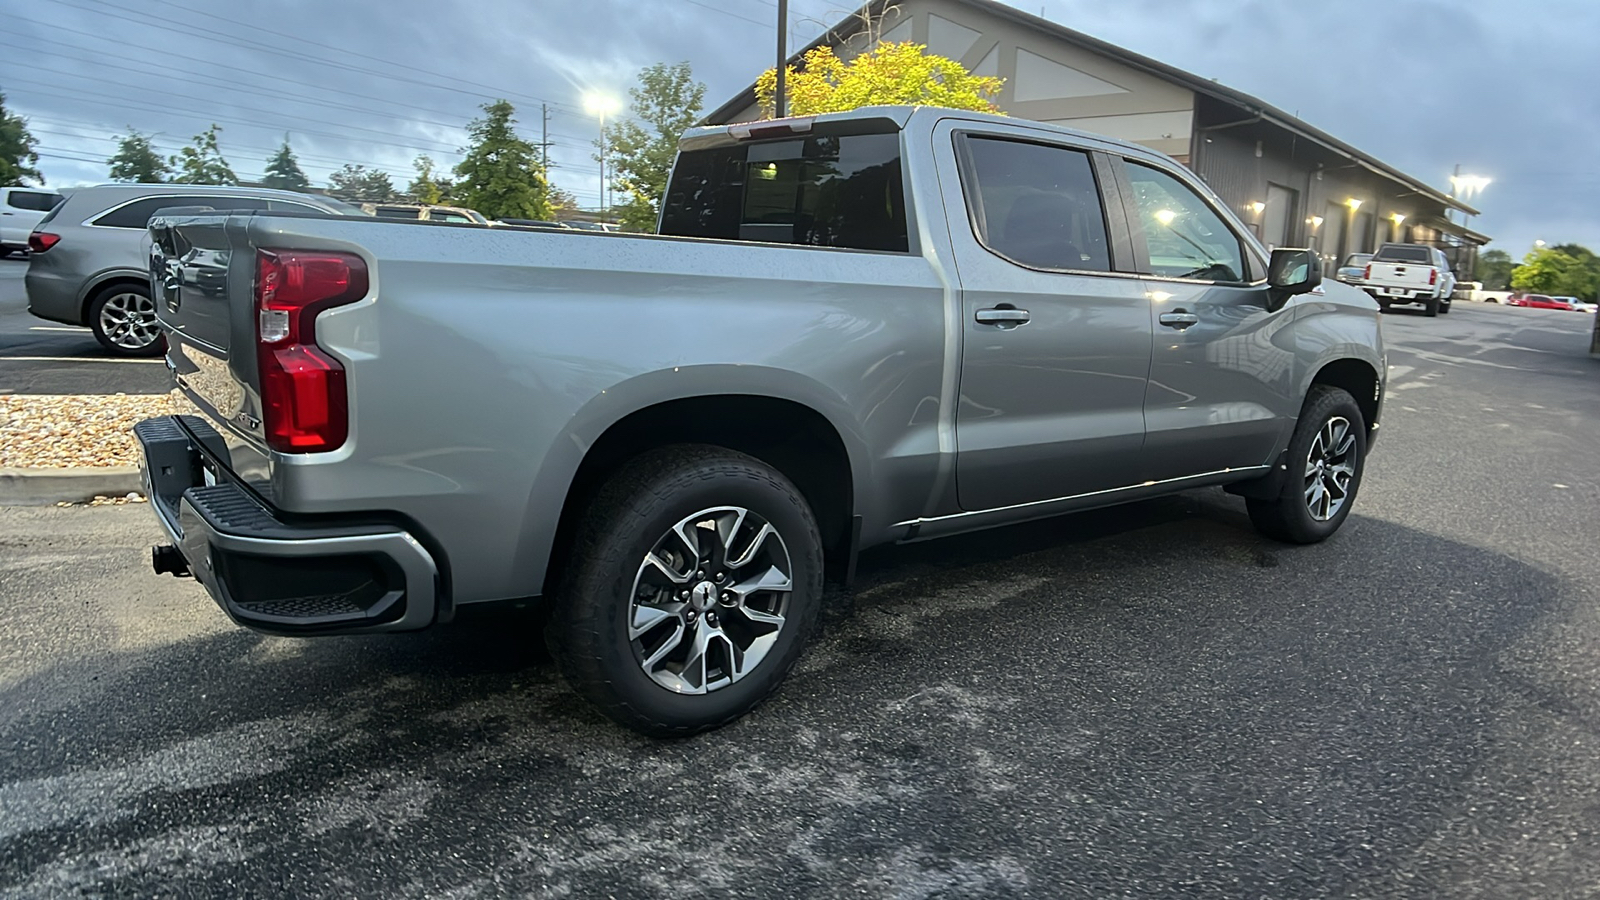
[706,0,1489,273]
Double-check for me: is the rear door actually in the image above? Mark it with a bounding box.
[934,121,1153,511]
[1112,156,1298,481]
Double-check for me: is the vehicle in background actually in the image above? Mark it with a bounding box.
[1362,243,1456,316]
[1555,296,1598,314]
[497,219,569,228]
[560,220,620,232]
[1334,253,1372,285]
[1,186,66,257]
[1507,293,1580,310]
[25,184,368,357]
[135,106,1386,736]
[361,203,491,225]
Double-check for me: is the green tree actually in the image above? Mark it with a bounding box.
[1511,246,1584,296]
[547,186,579,220]
[327,164,397,202]
[106,128,170,183]
[0,91,43,186]
[602,62,706,232]
[453,100,550,220]
[261,137,310,191]
[407,154,453,204]
[1550,243,1600,300]
[1474,249,1513,291]
[170,124,237,185]
[756,41,1004,118]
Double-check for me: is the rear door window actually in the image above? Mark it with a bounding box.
[660,128,908,252]
[6,190,63,211]
[1124,162,1247,283]
[93,195,268,228]
[958,136,1111,272]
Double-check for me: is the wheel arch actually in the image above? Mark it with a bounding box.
[78,268,151,319]
[1308,357,1381,439]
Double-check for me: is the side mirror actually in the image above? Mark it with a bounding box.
[1267,247,1322,309]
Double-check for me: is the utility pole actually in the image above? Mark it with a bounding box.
[540,103,551,170]
[776,0,788,118]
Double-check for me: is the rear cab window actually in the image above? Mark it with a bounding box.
[659,125,909,252]
[1372,244,1432,264]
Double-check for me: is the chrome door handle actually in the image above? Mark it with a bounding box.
[1158,310,1199,330]
[975,307,1030,326]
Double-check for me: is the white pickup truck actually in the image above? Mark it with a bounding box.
[1361,242,1456,317]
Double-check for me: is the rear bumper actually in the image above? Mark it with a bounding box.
[135,416,439,635]
[24,266,84,325]
[1366,287,1439,303]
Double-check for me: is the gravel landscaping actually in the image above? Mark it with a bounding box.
[1,392,179,468]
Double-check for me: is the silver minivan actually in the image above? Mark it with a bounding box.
[25,184,367,356]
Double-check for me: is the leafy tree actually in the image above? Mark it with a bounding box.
[602,62,705,232]
[170,124,237,185]
[1474,249,1513,291]
[407,154,453,204]
[1510,246,1588,297]
[0,91,43,186]
[1550,243,1600,300]
[547,186,579,220]
[328,164,397,202]
[756,42,1004,118]
[261,137,310,191]
[106,128,170,183]
[453,100,550,220]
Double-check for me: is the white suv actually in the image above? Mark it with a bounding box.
[1,186,65,257]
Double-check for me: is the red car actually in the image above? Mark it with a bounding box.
[1507,293,1580,310]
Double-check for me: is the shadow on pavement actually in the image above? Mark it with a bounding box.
[0,490,1571,898]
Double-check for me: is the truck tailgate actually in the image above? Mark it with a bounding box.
[1367,262,1434,288]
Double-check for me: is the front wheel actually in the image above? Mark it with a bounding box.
[1247,386,1367,544]
[88,283,165,357]
[546,445,824,737]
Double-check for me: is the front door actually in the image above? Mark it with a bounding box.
[938,125,1153,511]
[1117,159,1299,481]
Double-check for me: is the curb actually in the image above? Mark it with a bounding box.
[0,466,143,506]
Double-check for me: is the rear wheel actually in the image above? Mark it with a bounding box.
[1439,297,1452,314]
[546,445,825,737]
[1424,295,1441,317]
[1247,386,1367,544]
[88,284,165,357]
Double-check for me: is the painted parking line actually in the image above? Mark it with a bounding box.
[28,326,91,332]
[0,356,163,364]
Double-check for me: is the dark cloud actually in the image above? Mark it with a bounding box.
[5,0,1588,254]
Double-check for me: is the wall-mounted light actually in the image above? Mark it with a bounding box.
[1248,201,1266,216]
[1346,198,1363,211]
[1154,209,1177,226]
[1390,213,1407,225]
[1308,216,1324,228]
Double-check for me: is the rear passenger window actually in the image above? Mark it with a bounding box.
[93,195,268,229]
[6,190,62,211]
[1125,162,1246,283]
[660,129,908,252]
[959,137,1111,272]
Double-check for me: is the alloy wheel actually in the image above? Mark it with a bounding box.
[627,506,793,694]
[98,291,160,350]
[1304,416,1358,522]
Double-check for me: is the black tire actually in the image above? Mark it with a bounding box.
[1424,296,1440,317]
[1439,299,1451,314]
[88,283,165,358]
[1247,386,1367,544]
[545,444,825,737]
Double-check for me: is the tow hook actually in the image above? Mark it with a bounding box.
[151,544,191,578]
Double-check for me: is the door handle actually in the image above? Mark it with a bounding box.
[1158,310,1199,330]
[975,306,1030,326]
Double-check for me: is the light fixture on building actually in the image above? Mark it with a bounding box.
[1391,213,1406,225]
[1154,209,1177,226]
[1346,198,1363,211]
[1449,174,1492,199]
[1248,201,1265,216]
[1308,215,1324,228]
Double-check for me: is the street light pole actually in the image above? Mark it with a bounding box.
[597,109,607,222]
[776,0,788,118]
[584,93,622,224]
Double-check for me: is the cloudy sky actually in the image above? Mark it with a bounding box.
[5,0,1593,255]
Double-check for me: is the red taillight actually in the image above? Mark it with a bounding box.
[1429,268,1438,286]
[1364,264,1372,280]
[255,249,367,453]
[28,232,60,253]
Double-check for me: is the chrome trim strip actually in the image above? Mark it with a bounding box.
[894,465,1272,529]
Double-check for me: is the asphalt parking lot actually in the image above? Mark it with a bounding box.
[0,258,170,395]
[2,302,1598,898]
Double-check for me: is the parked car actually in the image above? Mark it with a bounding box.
[1,186,65,257]
[1554,296,1598,314]
[1507,293,1579,310]
[361,203,491,225]
[135,106,1386,736]
[1362,242,1456,316]
[25,184,368,357]
[1335,252,1372,285]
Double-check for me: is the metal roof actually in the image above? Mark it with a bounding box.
[703,0,1479,217]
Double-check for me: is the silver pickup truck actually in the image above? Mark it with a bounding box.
[136,106,1385,735]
